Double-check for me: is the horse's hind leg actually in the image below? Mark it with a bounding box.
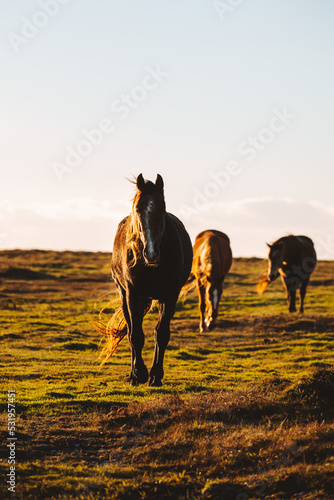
[197,281,206,332]
[299,278,309,313]
[127,293,149,386]
[149,300,176,387]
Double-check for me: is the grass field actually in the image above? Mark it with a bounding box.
[0,250,333,499]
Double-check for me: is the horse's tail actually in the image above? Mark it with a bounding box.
[97,299,152,368]
[256,275,270,295]
[97,307,128,368]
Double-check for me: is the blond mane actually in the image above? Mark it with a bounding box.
[126,189,143,268]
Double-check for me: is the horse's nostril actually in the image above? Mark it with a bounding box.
[144,248,160,265]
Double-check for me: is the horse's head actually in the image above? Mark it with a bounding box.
[267,241,283,282]
[132,173,166,266]
[204,278,222,331]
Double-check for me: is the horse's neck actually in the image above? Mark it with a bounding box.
[129,212,140,240]
[160,212,168,244]
[126,214,142,267]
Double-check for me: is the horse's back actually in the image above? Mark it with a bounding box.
[193,230,232,280]
[280,235,317,275]
[165,213,193,287]
[296,235,316,253]
[196,229,230,245]
[296,236,317,272]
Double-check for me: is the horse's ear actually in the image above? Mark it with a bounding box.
[136,173,146,192]
[266,242,272,248]
[155,174,164,192]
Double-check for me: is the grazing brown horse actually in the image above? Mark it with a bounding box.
[100,174,193,386]
[190,230,232,332]
[258,235,317,313]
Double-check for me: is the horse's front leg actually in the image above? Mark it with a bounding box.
[127,292,149,386]
[299,277,309,313]
[149,300,176,387]
[288,286,297,313]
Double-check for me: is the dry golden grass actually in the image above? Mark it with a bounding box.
[0,250,333,499]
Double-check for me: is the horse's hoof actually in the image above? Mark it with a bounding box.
[129,367,149,386]
[149,377,163,387]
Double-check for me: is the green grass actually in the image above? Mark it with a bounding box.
[0,250,333,499]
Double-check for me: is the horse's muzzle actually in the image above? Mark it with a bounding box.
[143,249,160,266]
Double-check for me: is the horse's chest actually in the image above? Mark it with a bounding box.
[129,266,178,299]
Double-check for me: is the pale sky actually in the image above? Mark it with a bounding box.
[1,0,333,258]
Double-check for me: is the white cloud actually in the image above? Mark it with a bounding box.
[0,199,128,252]
[176,197,334,258]
[0,197,333,258]
[0,199,127,221]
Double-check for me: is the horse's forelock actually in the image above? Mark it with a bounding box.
[132,182,165,213]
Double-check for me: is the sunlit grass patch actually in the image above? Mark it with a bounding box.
[0,251,333,499]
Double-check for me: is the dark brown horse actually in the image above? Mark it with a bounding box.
[100,174,193,386]
[258,235,317,313]
[189,230,232,332]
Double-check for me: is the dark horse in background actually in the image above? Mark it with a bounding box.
[100,174,193,386]
[258,235,317,313]
[188,230,232,332]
